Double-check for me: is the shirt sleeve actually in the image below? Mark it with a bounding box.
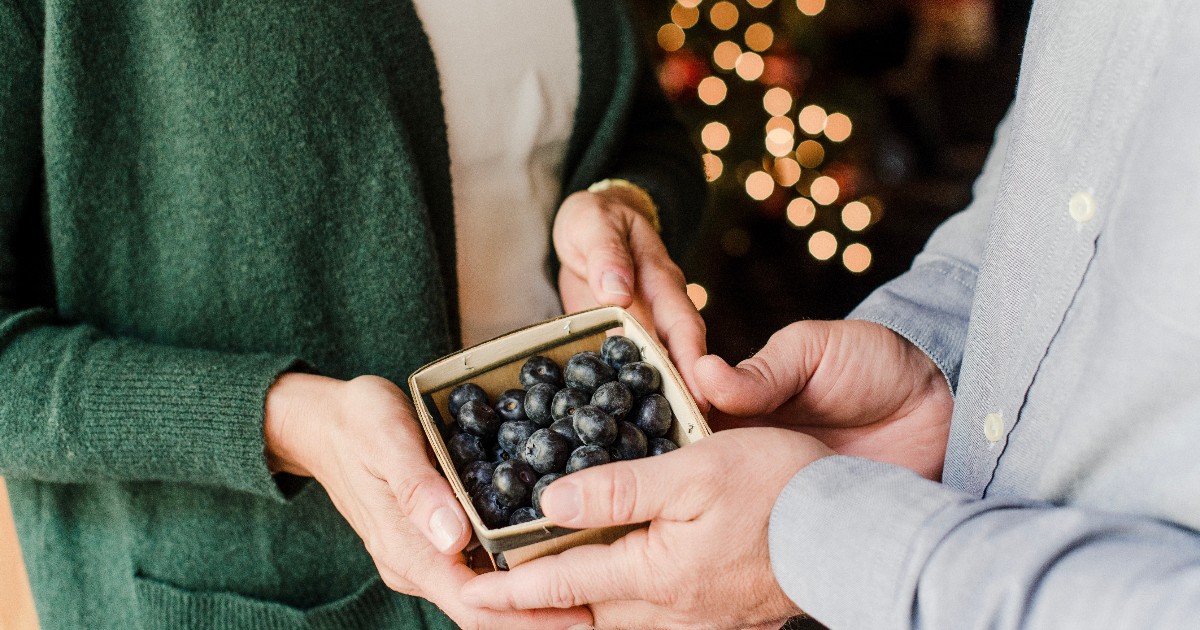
[769,456,1200,630]
[0,9,306,502]
[846,110,1014,392]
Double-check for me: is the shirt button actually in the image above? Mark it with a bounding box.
[1068,191,1097,223]
[983,412,1004,443]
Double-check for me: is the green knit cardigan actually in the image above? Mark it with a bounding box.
[0,0,705,627]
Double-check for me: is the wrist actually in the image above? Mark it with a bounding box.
[586,178,661,233]
[264,372,343,477]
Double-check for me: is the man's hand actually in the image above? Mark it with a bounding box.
[460,429,833,630]
[554,188,708,411]
[264,373,591,630]
[696,320,953,480]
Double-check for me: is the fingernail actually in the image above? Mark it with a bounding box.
[429,506,464,553]
[567,625,595,630]
[548,481,582,522]
[601,272,631,297]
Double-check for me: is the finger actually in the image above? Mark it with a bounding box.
[554,202,637,306]
[627,223,709,411]
[559,266,601,315]
[385,421,472,554]
[427,550,596,629]
[694,322,828,417]
[537,452,701,528]
[461,530,653,610]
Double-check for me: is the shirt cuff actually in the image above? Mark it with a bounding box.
[768,456,970,630]
[847,260,977,393]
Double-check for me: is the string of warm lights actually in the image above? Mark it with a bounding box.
[659,0,883,310]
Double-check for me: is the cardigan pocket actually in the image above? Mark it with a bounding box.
[132,573,411,630]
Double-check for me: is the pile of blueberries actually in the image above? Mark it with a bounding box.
[444,335,680,529]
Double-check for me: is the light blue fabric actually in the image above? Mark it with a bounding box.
[769,1,1200,628]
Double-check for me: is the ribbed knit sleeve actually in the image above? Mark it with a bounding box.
[0,10,303,501]
[606,60,708,259]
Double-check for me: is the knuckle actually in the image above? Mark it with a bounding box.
[546,574,583,608]
[606,465,642,524]
[391,473,433,518]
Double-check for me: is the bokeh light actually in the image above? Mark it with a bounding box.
[735,52,765,81]
[765,128,795,157]
[701,122,731,151]
[686,283,709,310]
[677,0,701,8]
[810,175,840,205]
[746,0,773,7]
[710,1,739,30]
[774,157,802,186]
[697,76,728,105]
[713,41,742,70]
[766,115,796,135]
[657,24,686,52]
[671,3,700,29]
[786,197,817,227]
[841,201,871,231]
[798,105,828,135]
[745,171,775,200]
[842,243,872,273]
[796,139,825,167]
[824,112,853,142]
[703,153,724,182]
[808,230,838,260]
[796,0,826,17]
[744,23,775,52]
[763,87,793,116]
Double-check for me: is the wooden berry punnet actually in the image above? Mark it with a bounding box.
[407,306,711,569]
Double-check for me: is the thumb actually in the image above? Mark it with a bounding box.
[389,464,472,555]
[539,453,693,528]
[695,321,829,417]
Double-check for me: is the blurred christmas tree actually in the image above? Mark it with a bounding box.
[633,0,1022,360]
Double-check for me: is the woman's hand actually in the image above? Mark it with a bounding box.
[264,373,591,629]
[554,188,709,411]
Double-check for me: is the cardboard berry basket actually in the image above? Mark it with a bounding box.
[407,305,711,569]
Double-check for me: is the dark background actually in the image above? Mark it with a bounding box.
[630,0,1033,362]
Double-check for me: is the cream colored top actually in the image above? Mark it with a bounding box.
[412,0,581,346]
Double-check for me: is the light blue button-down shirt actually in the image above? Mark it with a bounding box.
[769,1,1200,627]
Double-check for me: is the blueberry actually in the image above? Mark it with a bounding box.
[519,356,563,389]
[549,418,584,450]
[473,486,513,529]
[565,444,611,473]
[497,420,538,459]
[609,421,648,461]
[494,388,528,423]
[447,431,487,470]
[618,362,662,398]
[509,507,541,526]
[551,387,591,423]
[531,472,563,514]
[457,399,501,438]
[564,351,616,393]
[460,460,495,495]
[631,394,673,438]
[572,405,619,446]
[487,440,510,464]
[601,335,641,370]
[591,381,634,419]
[448,383,488,418]
[493,459,540,508]
[523,382,559,427]
[522,428,573,474]
[648,437,679,456]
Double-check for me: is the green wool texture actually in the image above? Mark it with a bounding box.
[0,0,704,627]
